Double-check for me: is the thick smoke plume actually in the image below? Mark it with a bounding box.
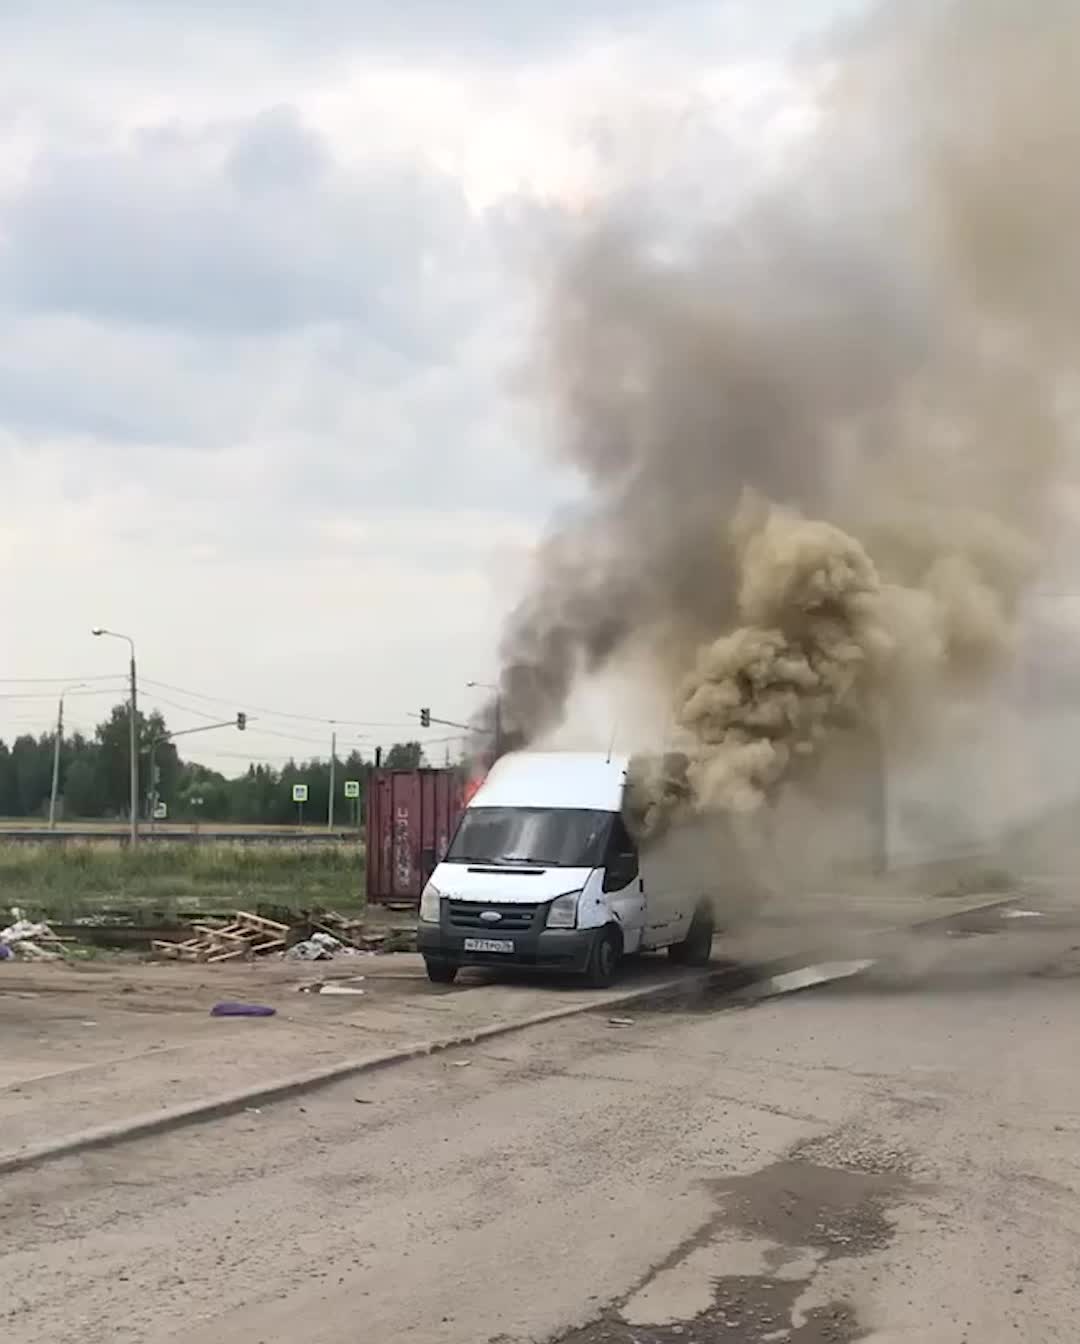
[489,0,1079,839]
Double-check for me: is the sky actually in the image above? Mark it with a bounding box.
[1,0,861,771]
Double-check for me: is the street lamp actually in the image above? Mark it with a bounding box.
[466,679,502,758]
[92,627,139,845]
[48,682,87,828]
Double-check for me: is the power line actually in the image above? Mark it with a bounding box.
[141,691,233,724]
[184,748,307,765]
[0,685,127,701]
[139,676,421,730]
[0,674,122,685]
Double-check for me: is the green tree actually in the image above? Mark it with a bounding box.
[94,703,178,818]
[63,750,105,818]
[0,741,18,815]
[384,741,424,769]
[12,734,52,817]
[175,762,228,821]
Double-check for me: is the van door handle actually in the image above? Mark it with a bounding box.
[638,878,644,893]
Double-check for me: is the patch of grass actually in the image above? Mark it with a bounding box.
[0,841,365,922]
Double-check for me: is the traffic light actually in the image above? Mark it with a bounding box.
[237,712,247,731]
[420,707,431,728]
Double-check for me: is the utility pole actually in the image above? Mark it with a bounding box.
[48,698,64,830]
[466,680,502,759]
[48,683,86,828]
[328,726,337,831]
[129,645,139,841]
[92,628,139,845]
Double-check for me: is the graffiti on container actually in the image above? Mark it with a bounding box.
[394,806,412,891]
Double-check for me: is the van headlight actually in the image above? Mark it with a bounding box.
[546,891,581,929]
[419,883,442,924]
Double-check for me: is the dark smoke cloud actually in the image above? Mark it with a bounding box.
[488,0,1078,834]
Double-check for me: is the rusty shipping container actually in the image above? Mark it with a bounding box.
[365,768,465,906]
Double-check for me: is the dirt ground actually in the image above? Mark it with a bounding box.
[0,881,1037,1162]
[0,952,703,1158]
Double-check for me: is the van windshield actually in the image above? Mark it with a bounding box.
[446,808,611,868]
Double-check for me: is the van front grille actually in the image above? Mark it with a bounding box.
[447,901,540,932]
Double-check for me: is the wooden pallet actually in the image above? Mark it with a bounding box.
[152,911,289,964]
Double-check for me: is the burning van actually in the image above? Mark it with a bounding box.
[416,750,716,987]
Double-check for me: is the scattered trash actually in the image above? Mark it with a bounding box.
[286,931,351,961]
[210,1002,277,1018]
[1003,909,1045,920]
[0,909,67,961]
[452,1060,472,1068]
[354,1097,373,1105]
[287,939,331,961]
[296,911,416,955]
[607,1017,635,1028]
[295,977,366,994]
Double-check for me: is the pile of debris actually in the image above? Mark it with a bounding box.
[0,909,67,961]
[285,930,356,961]
[151,908,418,963]
[152,911,289,964]
[280,911,413,958]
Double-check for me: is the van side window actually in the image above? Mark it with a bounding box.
[603,816,639,892]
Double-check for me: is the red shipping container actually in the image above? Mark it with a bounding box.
[365,768,465,906]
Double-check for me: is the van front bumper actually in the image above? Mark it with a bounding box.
[416,922,598,974]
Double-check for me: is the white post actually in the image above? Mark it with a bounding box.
[48,695,64,828]
[129,648,139,845]
[328,728,337,831]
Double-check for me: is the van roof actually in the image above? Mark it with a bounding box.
[470,751,629,812]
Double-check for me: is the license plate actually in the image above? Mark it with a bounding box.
[463,937,514,953]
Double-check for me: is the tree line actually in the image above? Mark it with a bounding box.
[0,701,426,825]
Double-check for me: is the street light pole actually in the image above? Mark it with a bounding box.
[48,682,86,828]
[328,725,337,832]
[466,680,502,759]
[92,628,139,845]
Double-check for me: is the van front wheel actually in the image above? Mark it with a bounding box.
[425,959,459,985]
[668,906,715,967]
[586,926,622,988]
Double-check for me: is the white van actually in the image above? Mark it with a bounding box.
[416,751,716,987]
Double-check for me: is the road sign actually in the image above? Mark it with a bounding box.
[153,802,168,820]
[344,780,360,800]
[292,783,309,803]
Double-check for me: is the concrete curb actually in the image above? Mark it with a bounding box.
[0,895,1017,1178]
[0,965,734,1178]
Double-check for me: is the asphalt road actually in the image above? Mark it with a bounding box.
[2,908,1078,1343]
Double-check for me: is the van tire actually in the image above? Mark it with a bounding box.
[668,905,715,967]
[425,960,459,985]
[586,926,623,988]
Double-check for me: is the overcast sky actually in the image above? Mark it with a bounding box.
[1,0,859,769]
